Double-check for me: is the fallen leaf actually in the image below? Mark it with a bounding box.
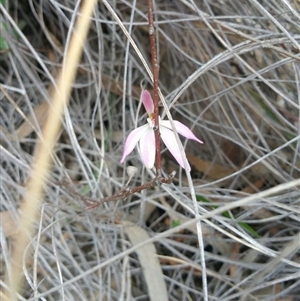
[187,154,236,180]
[121,220,168,301]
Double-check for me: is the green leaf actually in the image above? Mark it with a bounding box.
[171,219,181,228]
[196,195,260,238]
[0,23,9,50]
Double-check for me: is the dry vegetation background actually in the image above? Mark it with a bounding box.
[1,0,300,300]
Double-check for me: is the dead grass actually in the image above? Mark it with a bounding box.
[1,0,300,300]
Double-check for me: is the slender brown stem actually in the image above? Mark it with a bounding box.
[146,0,161,176]
[84,172,175,209]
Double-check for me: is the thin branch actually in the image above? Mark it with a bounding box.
[79,172,175,210]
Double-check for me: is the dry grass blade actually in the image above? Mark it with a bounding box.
[2,0,97,299]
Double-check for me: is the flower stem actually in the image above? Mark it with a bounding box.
[146,0,161,176]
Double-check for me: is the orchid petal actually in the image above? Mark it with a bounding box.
[160,126,191,171]
[142,90,154,115]
[120,124,149,163]
[139,127,155,168]
[160,119,203,144]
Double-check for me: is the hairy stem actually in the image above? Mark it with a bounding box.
[146,0,161,176]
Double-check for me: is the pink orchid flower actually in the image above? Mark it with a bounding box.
[120,90,203,171]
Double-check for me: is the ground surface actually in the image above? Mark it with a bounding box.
[1,1,300,300]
